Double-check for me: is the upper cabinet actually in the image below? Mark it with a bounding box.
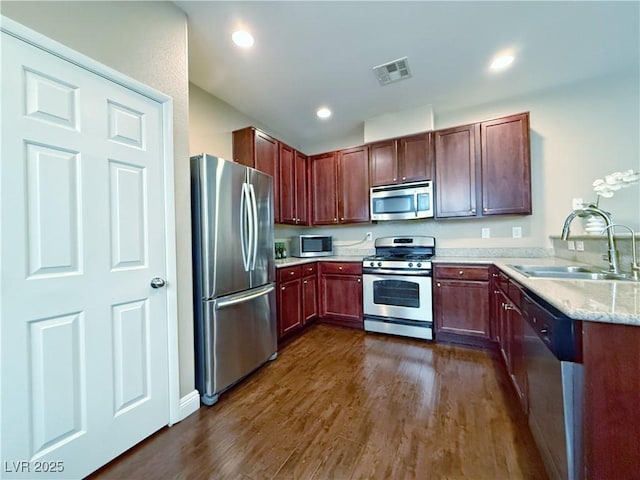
[279,144,308,225]
[338,146,370,223]
[434,124,479,218]
[434,112,531,219]
[233,127,280,222]
[480,113,531,216]
[310,146,370,225]
[369,132,433,187]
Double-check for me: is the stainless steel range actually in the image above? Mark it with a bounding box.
[362,236,435,340]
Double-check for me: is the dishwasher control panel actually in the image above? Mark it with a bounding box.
[521,293,582,363]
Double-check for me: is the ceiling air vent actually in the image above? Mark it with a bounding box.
[373,56,412,86]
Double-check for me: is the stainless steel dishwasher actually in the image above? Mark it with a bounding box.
[522,293,583,480]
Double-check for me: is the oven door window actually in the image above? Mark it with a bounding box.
[373,279,420,308]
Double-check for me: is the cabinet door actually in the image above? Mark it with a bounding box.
[278,278,302,338]
[302,274,317,324]
[509,305,527,412]
[279,143,295,224]
[310,152,338,225]
[399,132,432,182]
[434,124,479,218]
[254,130,279,222]
[434,279,490,341]
[338,146,370,223]
[319,274,363,324]
[295,150,308,225]
[481,113,531,215]
[369,140,398,186]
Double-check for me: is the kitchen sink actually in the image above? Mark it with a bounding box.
[508,264,636,281]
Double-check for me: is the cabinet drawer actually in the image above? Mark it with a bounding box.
[319,261,362,275]
[301,262,317,277]
[435,265,489,281]
[278,265,302,282]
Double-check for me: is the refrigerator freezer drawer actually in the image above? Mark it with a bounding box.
[197,283,277,405]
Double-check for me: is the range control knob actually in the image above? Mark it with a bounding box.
[369,262,375,267]
[408,262,414,268]
[417,262,422,268]
[377,262,382,267]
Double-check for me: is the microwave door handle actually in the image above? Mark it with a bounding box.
[414,192,419,217]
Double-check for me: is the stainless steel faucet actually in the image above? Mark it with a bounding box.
[601,224,640,281]
[561,206,620,274]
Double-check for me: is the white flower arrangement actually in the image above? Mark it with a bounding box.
[591,169,639,207]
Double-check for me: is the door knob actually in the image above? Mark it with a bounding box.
[150,277,166,289]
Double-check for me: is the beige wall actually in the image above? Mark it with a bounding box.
[1,1,195,397]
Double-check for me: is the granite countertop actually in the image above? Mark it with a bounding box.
[275,254,640,326]
[434,256,640,327]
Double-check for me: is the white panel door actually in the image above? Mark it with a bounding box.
[1,32,170,479]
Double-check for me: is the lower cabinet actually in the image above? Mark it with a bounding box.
[319,261,363,329]
[491,267,527,413]
[433,264,492,347]
[276,263,318,342]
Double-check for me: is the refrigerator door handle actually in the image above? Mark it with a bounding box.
[249,183,259,270]
[240,183,250,271]
[215,284,275,310]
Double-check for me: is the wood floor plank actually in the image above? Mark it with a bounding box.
[89,324,547,480]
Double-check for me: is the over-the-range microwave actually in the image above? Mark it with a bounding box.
[370,180,434,221]
[289,235,333,258]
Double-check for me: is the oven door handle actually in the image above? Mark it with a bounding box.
[363,269,432,277]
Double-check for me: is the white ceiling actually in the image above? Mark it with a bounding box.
[174,1,639,150]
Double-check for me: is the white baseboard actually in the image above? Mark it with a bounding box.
[177,390,200,422]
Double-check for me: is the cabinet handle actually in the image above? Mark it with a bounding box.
[357,278,361,283]
[341,217,344,221]
[402,176,406,180]
[483,208,488,212]
[393,178,397,181]
[334,218,337,222]
[307,267,313,271]
[290,271,295,275]
[471,209,476,214]
[458,270,464,275]
[339,266,343,270]
[281,286,286,291]
[492,273,498,277]
[303,280,308,284]
[436,282,441,287]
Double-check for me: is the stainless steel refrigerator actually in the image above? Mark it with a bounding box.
[191,154,277,406]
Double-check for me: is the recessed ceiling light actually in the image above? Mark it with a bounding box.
[490,55,514,71]
[232,30,254,48]
[317,107,332,119]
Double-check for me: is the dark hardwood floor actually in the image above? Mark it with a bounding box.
[89,324,547,480]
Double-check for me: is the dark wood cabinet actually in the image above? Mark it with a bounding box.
[300,263,318,324]
[434,124,479,218]
[369,133,432,187]
[491,268,527,413]
[276,263,318,342]
[318,262,363,329]
[480,113,531,215]
[338,146,370,223]
[309,152,338,225]
[279,144,308,225]
[310,147,369,225]
[582,321,640,479]
[232,126,280,222]
[369,140,397,186]
[277,267,302,339]
[434,112,531,219]
[433,264,491,347]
